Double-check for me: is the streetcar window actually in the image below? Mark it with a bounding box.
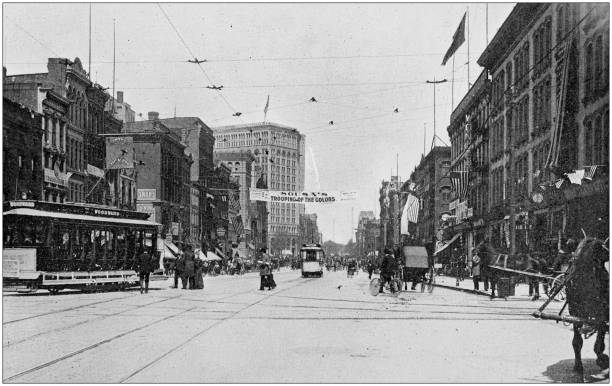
[302,250,322,262]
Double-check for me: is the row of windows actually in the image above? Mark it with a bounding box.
[532,76,552,135]
[69,183,84,202]
[270,225,297,234]
[490,117,505,160]
[532,17,553,80]
[514,154,529,198]
[216,132,299,149]
[513,42,530,91]
[584,31,609,104]
[532,141,551,185]
[512,96,530,144]
[584,110,609,167]
[491,168,505,205]
[67,138,84,170]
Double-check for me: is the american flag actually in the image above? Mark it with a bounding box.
[229,191,241,213]
[400,193,420,234]
[451,170,469,199]
[554,179,565,189]
[584,165,598,180]
[232,215,244,236]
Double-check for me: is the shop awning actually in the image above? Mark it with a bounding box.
[434,233,461,256]
[4,208,161,227]
[158,238,180,260]
[195,249,207,260]
[204,251,223,261]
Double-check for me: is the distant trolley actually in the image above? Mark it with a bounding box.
[299,243,325,278]
[3,200,160,294]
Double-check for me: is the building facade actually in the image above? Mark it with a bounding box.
[408,146,452,245]
[213,150,257,257]
[115,118,193,244]
[477,3,609,253]
[355,211,380,259]
[212,122,305,256]
[4,57,116,206]
[3,98,44,201]
[105,91,136,123]
[299,213,321,247]
[378,176,403,249]
[446,69,490,259]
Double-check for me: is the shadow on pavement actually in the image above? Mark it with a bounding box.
[543,358,607,383]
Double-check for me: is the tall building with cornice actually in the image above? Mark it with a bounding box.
[212,122,305,256]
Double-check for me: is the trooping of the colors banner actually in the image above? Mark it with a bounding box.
[249,189,357,203]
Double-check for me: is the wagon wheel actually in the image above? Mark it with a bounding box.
[391,278,402,296]
[546,273,567,301]
[48,287,61,295]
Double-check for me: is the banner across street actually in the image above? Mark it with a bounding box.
[249,188,357,203]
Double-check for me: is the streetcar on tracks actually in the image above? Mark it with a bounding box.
[3,200,160,294]
[299,243,324,278]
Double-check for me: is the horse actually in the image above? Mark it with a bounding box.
[564,236,609,374]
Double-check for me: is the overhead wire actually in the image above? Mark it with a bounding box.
[4,17,60,57]
[156,3,239,116]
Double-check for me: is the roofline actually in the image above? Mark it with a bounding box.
[212,121,301,134]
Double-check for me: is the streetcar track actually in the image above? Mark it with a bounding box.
[119,278,314,383]
[2,281,301,383]
[3,295,183,348]
[275,294,557,312]
[2,293,138,325]
[2,306,198,383]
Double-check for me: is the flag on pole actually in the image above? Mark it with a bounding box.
[401,193,420,234]
[442,13,467,65]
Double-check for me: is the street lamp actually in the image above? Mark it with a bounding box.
[425,78,448,148]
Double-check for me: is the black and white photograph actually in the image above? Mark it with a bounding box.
[2,2,610,383]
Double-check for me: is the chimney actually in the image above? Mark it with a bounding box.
[148,111,159,121]
[116,91,124,103]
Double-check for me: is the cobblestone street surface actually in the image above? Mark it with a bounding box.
[3,270,607,383]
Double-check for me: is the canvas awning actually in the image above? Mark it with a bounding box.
[204,251,223,261]
[434,233,461,256]
[157,238,179,260]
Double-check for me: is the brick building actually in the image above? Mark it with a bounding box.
[3,98,44,201]
[446,69,490,258]
[408,146,452,245]
[4,57,115,205]
[109,116,193,244]
[477,3,609,253]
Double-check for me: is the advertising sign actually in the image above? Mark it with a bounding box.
[105,136,134,169]
[249,189,357,203]
[87,164,105,178]
[137,189,156,201]
[3,248,37,278]
[171,222,180,236]
[44,168,68,187]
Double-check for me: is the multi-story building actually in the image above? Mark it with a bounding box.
[106,116,192,245]
[299,213,321,246]
[4,57,114,205]
[446,69,490,258]
[477,3,609,253]
[157,116,215,250]
[105,91,136,123]
[213,150,257,257]
[408,146,452,245]
[355,211,379,258]
[378,176,403,249]
[3,98,44,201]
[212,122,305,256]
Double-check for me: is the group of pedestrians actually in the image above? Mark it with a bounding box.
[169,245,205,290]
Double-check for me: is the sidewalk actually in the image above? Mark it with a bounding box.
[434,274,547,299]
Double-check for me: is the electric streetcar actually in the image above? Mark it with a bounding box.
[3,200,160,294]
[299,243,325,278]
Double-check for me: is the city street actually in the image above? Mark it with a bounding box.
[3,269,606,383]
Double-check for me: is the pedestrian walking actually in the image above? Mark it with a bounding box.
[379,248,398,293]
[194,255,204,289]
[471,249,481,291]
[182,245,195,289]
[259,261,272,290]
[137,250,156,294]
[174,252,185,289]
[367,261,374,279]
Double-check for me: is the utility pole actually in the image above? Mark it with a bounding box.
[426,78,448,149]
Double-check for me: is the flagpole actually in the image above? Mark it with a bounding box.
[451,55,455,111]
[467,6,470,88]
[112,18,116,114]
[486,3,489,46]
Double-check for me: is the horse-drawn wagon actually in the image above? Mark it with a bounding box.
[401,245,435,293]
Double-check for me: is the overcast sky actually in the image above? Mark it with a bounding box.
[3,2,514,244]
